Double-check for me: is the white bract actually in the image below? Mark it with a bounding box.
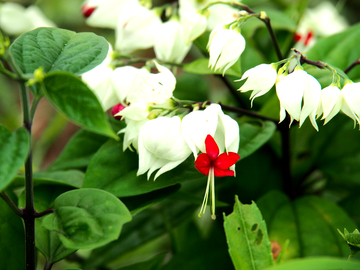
[207,25,245,74]
[319,85,342,125]
[180,9,207,44]
[137,116,192,180]
[237,64,277,106]
[154,17,192,63]
[276,69,321,130]
[182,104,239,158]
[115,3,162,54]
[341,82,360,126]
[0,3,55,35]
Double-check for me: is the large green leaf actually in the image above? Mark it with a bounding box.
[263,257,360,270]
[42,188,132,250]
[18,185,76,265]
[224,197,273,270]
[9,27,108,75]
[183,58,241,77]
[115,253,166,270]
[47,129,110,171]
[82,139,205,197]
[306,23,360,81]
[0,125,29,192]
[0,192,25,270]
[257,191,356,260]
[42,72,117,139]
[239,120,277,159]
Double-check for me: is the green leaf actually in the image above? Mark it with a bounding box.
[18,184,76,265]
[257,191,356,260]
[33,170,84,188]
[47,129,109,171]
[306,23,360,81]
[0,191,25,270]
[42,72,117,139]
[9,27,108,75]
[115,253,166,270]
[82,139,205,197]
[263,257,360,270]
[0,125,29,192]
[183,58,241,77]
[239,120,277,159]
[42,188,132,250]
[224,196,273,270]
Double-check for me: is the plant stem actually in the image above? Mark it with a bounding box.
[344,58,360,74]
[260,15,283,61]
[0,191,23,217]
[20,82,36,270]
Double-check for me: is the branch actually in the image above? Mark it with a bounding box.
[0,192,23,217]
[344,58,360,74]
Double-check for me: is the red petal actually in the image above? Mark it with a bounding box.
[214,167,234,177]
[112,103,125,120]
[214,152,240,169]
[195,153,211,175]
[81,4,96,18]
[205,134,219,160]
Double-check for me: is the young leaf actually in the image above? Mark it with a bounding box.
[42,72,118,140]
[0,125,29,192]
[42,188,132,250]
[224,196,273,270]
[9,27,108,75]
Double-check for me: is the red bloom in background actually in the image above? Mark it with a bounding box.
[195,134,240,219]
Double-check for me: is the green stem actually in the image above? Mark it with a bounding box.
[0,191,22,217]
[20,82,36,270]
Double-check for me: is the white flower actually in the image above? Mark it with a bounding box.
[120,118,149,151]
[115,3,162,54]
[81,0,135,29]
[237,63,277,106]
[207,25,245,74]
[137,116,192,180]
[154,17,192,63]
[319,85,342,125]
[341,82,360,126]
[180,9,207,44]
[206,4,240,30]
[276,69,321,130]
[0,3,56,36]
[182,103,239,158]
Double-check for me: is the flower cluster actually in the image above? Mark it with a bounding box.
[81,0,247,73]
[237,59,360,130]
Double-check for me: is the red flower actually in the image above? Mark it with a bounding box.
[195,134,240,220]
[195,135,240,177]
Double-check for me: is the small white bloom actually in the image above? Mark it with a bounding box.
[115,3,162,54]
[341,82,360,126]
[207,4,240,30]
[207,25,245,74]
[237,63,277,106]
[154,17,192,63]
[320,85,342,125]
[182,103,239,158]
[180,9,207,44]
[137,116,192,180]
[0,3,56,36]
[120,118,149,151]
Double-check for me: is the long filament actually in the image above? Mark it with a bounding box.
[199,169,212,217]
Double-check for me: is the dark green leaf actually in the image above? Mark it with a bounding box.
[0,192,25,270]
[224,196,273,270]
[82,139,205,197]
[42,72,118,139]
[0,125,29,192]
[10,27,108,75]
[42,188,132,250]
[257,191,356,260]
[263,257,360,270]
[33,170,84,188]
[239,120,277,159]
[115,253,166,270]
[47,129,109,171]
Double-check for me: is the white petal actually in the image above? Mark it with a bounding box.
[299,73,321,127]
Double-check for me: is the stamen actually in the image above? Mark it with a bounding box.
[210,167,216,220]
[198,170,212,217]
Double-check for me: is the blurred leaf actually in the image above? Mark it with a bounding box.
[306,23,360,81]
[224,197,273,270]
[47,129,109,171]
[82,139,205,197]
[33,170,84,188]
[116,253,166,270]
[174,72,209,102]
[0,192,25,270]
[263,257,360,270]
[0,125,29,192]
[9,27,108,75]
[42,72,118,139]
[83,199,197,269]
[239,120,277,159]
[183,58,241,77]
[257,191,356,260]
[19,185,76,265]
[42,188,132,250]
